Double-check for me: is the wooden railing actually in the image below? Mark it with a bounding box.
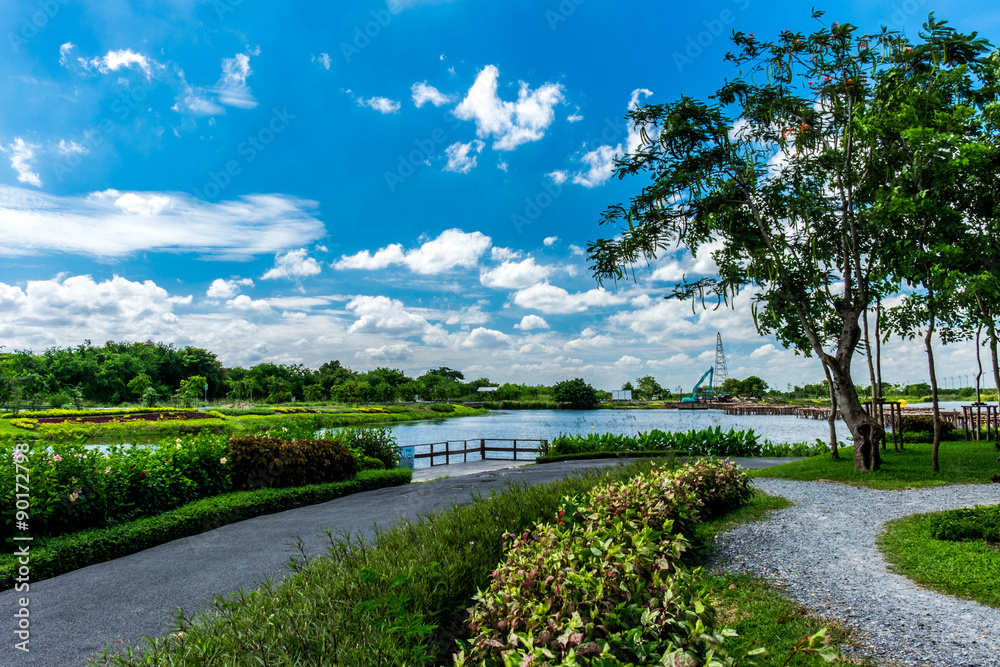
[403,439,548,467]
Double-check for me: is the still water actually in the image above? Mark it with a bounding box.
[389,408,848,468]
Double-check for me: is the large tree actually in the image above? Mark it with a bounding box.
[588,13,994,471]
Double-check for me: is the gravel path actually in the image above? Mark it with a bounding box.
[712,479,1000,667]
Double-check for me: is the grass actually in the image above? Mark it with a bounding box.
[696,489,872,666]
[752,439,1000,489]
[877,510,1000,609]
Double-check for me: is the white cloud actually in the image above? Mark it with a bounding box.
[750,343,778,359]
[357,343,413,362]
[313,53,331,70]
[215,53,257,109]
[347,295,431,336]
[444,140,484,174]
[358,96,401,114]
[608,298,698,342]
[1,139,42,187]
[0,186,325,258]
[497,159,508,172]
[568,244,586,257]
[571,88,653,188]
[461,327,512,349]
[207,277,254,298]
[411,81,453,107]
[226,294,271,313]
[614,355,643,370]
[262,248,323,280]
[59,42,75,66]
[453,65,565,151]
[512,282,627,314]
[548,170,568,185]
[515,314,549,330]
[480,257,552,290]
[387,0,457,10]
[334,229,491,275]
[57,139,88,156]
[567,113,584,122]
[543,236,558,246]
[491,246,519,262]
[80,48,157,80]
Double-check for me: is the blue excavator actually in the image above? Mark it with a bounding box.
[681,367,714,403]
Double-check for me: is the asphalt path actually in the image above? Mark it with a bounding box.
[1,457,797,666]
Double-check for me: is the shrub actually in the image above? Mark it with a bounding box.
[429,403,455,413]
[227,435,358,489]
[48,392,73,409]
[357,455,385,471]
[9,418,37,430]
[550,427,767,457]
[551,378,600,409]
[930,505,1000,543]
[455,460,754,666]
[338,427,400,468]
[899,415,955,438]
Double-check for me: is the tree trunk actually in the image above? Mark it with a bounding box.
[875,296,884,394]
[924,303,941,473]
[822,361,840,459]
[977,296,1000,411]
[827,359,883,471]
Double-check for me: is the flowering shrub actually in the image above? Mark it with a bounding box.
[1,433,231,537]
[454,460,756,666]
[338,426,400,468]
[9,418,38,430]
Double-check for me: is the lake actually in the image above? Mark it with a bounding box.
[389,408,849,469]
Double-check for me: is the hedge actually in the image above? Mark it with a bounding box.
[534,450,684,464]
[0,468,411,590]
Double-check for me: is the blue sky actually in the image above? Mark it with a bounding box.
[1,0,996,391]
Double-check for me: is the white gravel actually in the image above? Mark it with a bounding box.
[711,479,1000,667]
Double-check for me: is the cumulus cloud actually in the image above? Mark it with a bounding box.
[79,48,158,80]
[514,314,549,330]
[1,139,42,187]
[261,249,323,280]
[0,186,325,258]
[412,81,453,107]
[334,229,491,275]
[356,343,413,362]
[358,96,401,114]
[512,282,627,314]
[548,171,568,185]
[543,236,558,246]
[207,277,254,298]
[346,295,432,336]
[571,88,653,188]
[59,42,75,66]
[57,139,88,156]
[480,257,552,290]
[461,327,512,349]
[226,294,271,313]
[444,140,484,173]
[453,65,565,151]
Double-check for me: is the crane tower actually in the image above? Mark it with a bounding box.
[714,333,728,392]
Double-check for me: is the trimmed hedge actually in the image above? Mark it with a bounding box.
[0,468,411,590]
[2,407,193,419]
[228,435,358,489]
[899,415,956,438]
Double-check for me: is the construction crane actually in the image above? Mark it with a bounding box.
[714,333,728,392]
[681,367,714,403]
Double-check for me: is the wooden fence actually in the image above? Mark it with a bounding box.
[403,438,548,467]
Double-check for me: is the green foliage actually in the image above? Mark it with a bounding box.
[551,378,600,409]
[929,505,1000,543]
[2,433,231,537]
[227,435,358,489]
[2,407,192,419]
[0,469,410,590]
[455,460,761,666]
[551,427,767,457]
[429,403,455,413]
[93,461,658,666]
[338,426,400,468]
[9,418,37,430]
[899,415,956,438]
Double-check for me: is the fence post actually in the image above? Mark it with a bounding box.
[513,439,517,460]
[446,440,450,465]
[480,438,486,461]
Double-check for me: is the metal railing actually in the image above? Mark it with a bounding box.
[403,438,548,467]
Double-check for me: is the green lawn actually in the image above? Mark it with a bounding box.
[878,511,1000,609]
[753,439,1000,489]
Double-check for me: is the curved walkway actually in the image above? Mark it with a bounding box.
[713,479,1000,667]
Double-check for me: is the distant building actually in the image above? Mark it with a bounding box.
[477,386,498,393]
[611,389,633,401]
